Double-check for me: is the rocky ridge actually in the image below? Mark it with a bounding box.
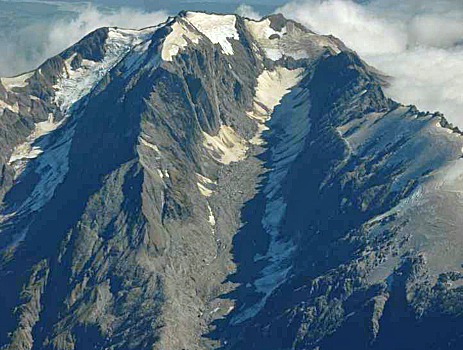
[0,11,462,350]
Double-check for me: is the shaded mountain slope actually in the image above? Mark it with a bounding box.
[0,11,462,350]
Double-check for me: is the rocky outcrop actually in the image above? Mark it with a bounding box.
[0,11,462,350]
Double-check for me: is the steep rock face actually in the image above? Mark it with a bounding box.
[217,50,463,349]
[0,11,462,350]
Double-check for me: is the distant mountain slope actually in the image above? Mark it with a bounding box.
[0,11,462,350]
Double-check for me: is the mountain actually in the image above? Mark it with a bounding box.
[0,11,462,350]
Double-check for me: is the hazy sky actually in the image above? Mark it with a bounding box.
[0,0,280,77]
[278,0,463,127]
[1,0,463,127]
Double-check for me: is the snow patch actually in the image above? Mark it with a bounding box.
[122,40,156,77]
[198,182,213,197]
[207,203,216,228]
[197,173,216,197]
[15,125,74,213]
[139,136,161,155]
[233,82,312,325]
[0,71,34,90]
[8,113,62,177]
[203,125,248,165]
[0,100,19,114]
[54,28,150,112]
[162,20,200,61]
[5,28,149,222]
[249,67,304,145]
[155,168,170,180]
[156,169,167,179]
[197,173,216,186]
[245,18,287,61]
[435,120,454,134]
[186,12,239,56]
[245,18,341,61]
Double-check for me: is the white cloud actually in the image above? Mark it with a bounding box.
[236,4,262,20]
[0,5,168,77]
[46,5,168,59]
[372,47,463,121]
[279,0,463,126]
[2,1,462,127]
[280,0,406,55]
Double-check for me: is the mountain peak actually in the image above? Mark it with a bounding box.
[161,11,240,61]
[159,10,344,64]
[1,9,463,350]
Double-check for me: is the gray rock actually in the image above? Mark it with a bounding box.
[0,11,462,350]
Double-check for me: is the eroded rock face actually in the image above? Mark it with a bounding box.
[0,11,462,350]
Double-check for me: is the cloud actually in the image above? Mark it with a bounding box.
[0,5,168,78]
[2,1,462,127]
[280,0,406,55]
[279,0,463,126]
[236,4,262,20]
[371,47,463,121]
